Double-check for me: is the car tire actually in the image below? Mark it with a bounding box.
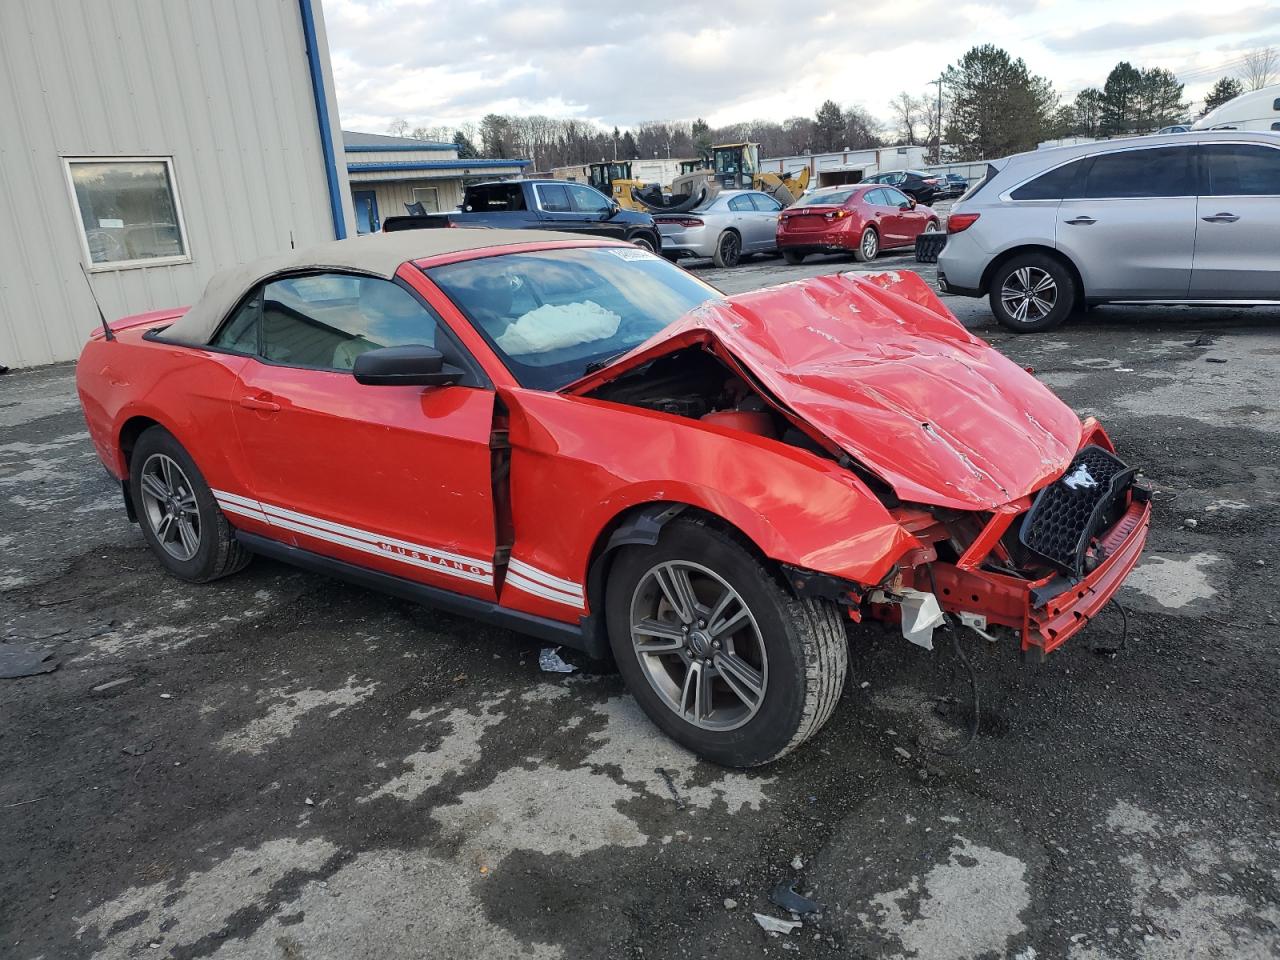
[129,426,252,583]
[605,516,849,767]
[988,252,1076,333]
[924,219,941,233]
[630,233,657,254]
[853,226,879,262]
[782,249,806,265]
[712,231,742,268]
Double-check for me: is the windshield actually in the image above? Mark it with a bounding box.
[426,247,721,390]
[796,188,856,207]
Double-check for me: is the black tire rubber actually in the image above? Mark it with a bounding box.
[853,226,879,262]
[988,251,1076,333]
[782,249,807,265]
[713,231,742,268]
[605,516,849,767]
[630,233,657,254]
[129,426,252,583]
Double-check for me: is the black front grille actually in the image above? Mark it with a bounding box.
[1019,446,1135,578]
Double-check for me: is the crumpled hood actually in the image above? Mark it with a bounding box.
[571,271,1082,511]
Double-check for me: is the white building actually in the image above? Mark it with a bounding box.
[759,146,930,187]
[344,131,529,232]
[0,0,355,369]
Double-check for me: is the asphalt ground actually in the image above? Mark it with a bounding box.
[2,246,1278,960]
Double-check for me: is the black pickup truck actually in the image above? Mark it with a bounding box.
[383,179,662,252]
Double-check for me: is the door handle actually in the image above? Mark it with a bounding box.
[1064,216,1096,225]
[238,394,281,412]
[1201,213,1239,223]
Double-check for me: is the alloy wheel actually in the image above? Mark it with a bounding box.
[861,228,878,259]
[632,236,655,253]
[628,560,767,731]
[139,453,201,561]
[1000,266,1058,324]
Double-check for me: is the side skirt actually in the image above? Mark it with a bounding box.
[235,531,590,650]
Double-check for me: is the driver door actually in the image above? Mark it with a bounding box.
[567,184,627,239]
[215,272,499,600]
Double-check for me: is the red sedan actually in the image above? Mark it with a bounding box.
[77,230,1149,766]
[777,184,941,264]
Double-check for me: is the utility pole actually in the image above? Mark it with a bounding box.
[931,74,945,164]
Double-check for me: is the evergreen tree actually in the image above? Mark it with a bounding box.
[943,45,1058,159]
[453,130,479,159]
[814,100,845,151]
[1100,62,1143,135]
[1202,76,1243,115]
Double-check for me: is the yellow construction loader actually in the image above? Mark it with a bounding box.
[634,143,810,213]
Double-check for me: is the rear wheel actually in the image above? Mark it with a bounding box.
[924,219,941,233]
[129,426,252,582]
[782,249,807,265]
[606,517,848,767]
[989,252,1075,333]
[630,233,657,254]
[853,226,879,262]
[713,231,742,268]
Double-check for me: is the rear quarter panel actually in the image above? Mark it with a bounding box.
[77,328,250,491]
[502,388,919,616]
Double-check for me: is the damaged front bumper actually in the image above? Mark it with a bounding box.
[881,444,1152,655]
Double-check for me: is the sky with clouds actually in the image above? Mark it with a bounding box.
[322,0,1278,135]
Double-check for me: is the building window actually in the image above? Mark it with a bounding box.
[63,157,190,270]
[411,186,440,212]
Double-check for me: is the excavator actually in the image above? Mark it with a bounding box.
[632,143,810,214]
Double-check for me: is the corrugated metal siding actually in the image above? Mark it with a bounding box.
[0,0,352,368]
[348,148,460,165]
[359,180,465,219]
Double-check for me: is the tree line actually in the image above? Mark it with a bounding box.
[386,44,1277,169]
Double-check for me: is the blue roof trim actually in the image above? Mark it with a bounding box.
[345,143,455,153]
[347,159,532,172]
[297,0,346,239]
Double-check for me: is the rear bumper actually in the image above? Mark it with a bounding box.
[777,233,855,252]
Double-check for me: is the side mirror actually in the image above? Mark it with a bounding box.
[605,201,621,219]
[352,344,461,387]
[901,198,916,210]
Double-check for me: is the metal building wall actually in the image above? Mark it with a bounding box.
[0,0,354,368]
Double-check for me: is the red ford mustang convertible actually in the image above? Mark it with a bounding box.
[77,230,1150,766]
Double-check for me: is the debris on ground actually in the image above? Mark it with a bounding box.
[91,676,139,697]
[769,881,821,916]
[754,913,802,935]
[0,643,59,679]
[655,767,686,809]
[538,647,577,674]
[1189,334,1214,346]
[724,898,738,909]
[1205,357,1228,364]
[121,743,152,757]
[790,854,804,870]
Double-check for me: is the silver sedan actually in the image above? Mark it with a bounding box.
[655,190,783,267]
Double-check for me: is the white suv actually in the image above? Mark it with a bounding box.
[937,131,1280,332]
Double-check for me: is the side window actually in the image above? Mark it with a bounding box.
[863,189,886,206]
[1202,143,1280,195]
[749,193,782,211]
[256,274,439,371]
[728,195,753,212]
[567,184,612,214]
[211,292,261,354]
[537,184,572,212]
[883,187,912,206]
[1082,146,1194,198]
[1010,158,1089,200]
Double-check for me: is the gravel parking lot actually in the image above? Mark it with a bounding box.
[2,251,1278,960]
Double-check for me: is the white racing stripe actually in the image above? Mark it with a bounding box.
[505,557,585,609]
[507,557,584,599]
[211,488,492,586]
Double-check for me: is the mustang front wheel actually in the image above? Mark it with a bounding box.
[606,517,848,766]
[129,426,252,583]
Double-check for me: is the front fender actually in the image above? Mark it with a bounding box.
[501,389,919,605]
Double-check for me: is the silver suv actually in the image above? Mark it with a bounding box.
[937,131,1280,332]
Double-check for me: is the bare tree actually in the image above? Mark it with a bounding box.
[888,92,924,144]
[1240,47,1278,91]
[386,118,410,137]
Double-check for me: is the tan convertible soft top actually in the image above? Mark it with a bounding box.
[162,228,589,346]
